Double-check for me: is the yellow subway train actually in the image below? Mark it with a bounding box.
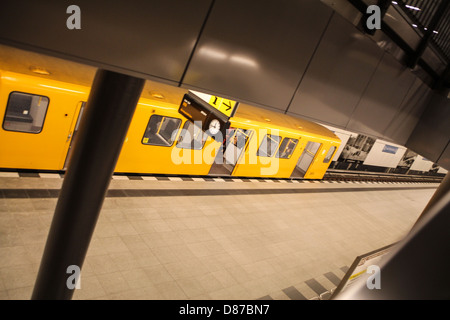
[0,70,341,179]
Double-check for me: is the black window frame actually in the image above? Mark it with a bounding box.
[256,134,281,158]
[141,114,182,147]
[2,91,50,134]
[323,146,337,164]
[276,137,299,159]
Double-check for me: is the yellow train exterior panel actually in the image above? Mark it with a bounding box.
[114,100,221,175]
[0,70,340,179]
[0,71,89,170]
[230,104,341,179]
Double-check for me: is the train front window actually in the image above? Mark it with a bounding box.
[323,146,337,163]
[257,134,281,157]
[3,92,49,133]
[276,138,298,159]
[176,121,206,150]
[142,115,181,147]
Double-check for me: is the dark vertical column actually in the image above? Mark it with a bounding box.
[31,69,145,300]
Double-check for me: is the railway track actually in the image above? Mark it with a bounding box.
[0,168,444,184]
[324,169,443,184]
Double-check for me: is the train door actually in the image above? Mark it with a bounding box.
[0,91,81,170]
[290,141,322,178]
[63,102,85,169]
[209,127,252,175]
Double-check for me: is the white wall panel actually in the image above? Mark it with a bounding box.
[410,156,434,172]
[363,140,407,168]
[437,167,448,174]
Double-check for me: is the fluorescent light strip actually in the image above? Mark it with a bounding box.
[405,5,421,11]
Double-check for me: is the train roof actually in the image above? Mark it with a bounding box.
[232,103,340,142]
[0,44,188,105]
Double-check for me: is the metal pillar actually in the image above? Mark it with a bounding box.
[31,70,145,299]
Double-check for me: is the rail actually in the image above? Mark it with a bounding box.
[324,169,443,183]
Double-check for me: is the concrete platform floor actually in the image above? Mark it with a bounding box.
[0,174,438,300]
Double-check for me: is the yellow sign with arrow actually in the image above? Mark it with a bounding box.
[208,96,237,117]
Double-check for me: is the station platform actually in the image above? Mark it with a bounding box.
[0,173,439,300]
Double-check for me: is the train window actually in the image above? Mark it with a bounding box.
[222,128,253,165]
[142,115,181,147]
[257,134,281,157]
[176,121,206,150]
[323,146,336,163]
[2,92,49,134]
[276,138,298,159]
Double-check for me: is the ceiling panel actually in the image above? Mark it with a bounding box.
[346,52,417,137]
[382,77,432,145]
[406,91,450,165]
[0,0,212,84]
[0,44,189,105]
[182,0,333,110]
[287,13,383,127]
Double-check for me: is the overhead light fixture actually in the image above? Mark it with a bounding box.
[198,47,227,60]
[30,66,51,75]
[391,1,398,4]
[412,24,418,28]
[229,55,259,68]
[405,5,421,11]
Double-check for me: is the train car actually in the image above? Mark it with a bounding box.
[218,104,341,179]
[0,70,89,171]
[114,97,221,176]
[0,70,341,179]
[323,124,447,177]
